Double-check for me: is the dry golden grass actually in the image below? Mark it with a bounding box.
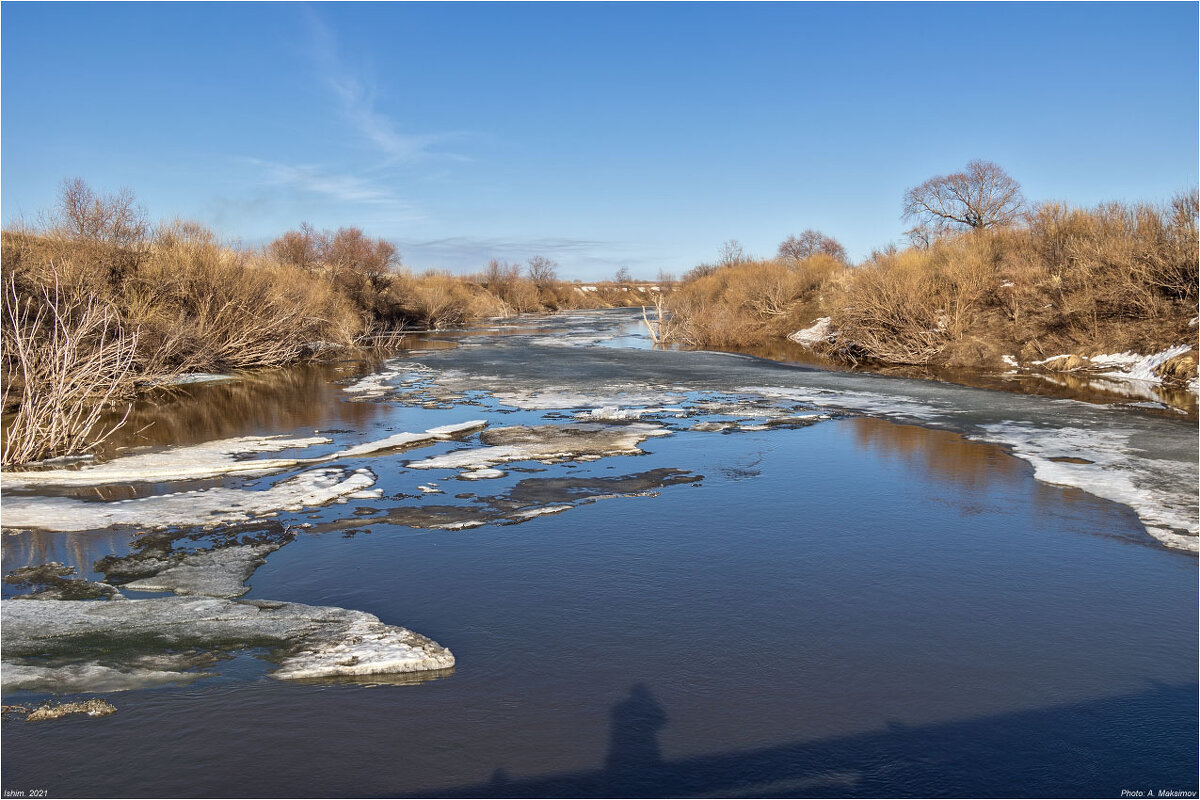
[668,193,1198,370]
[666,256,844,347]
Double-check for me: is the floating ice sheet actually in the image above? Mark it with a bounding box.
[2,468,378,532]
[3,422,486,490]
[2,435,331,489]
[406,423,669,471]
[1,596,455,691]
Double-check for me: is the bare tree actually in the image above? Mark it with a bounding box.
[481,259,522,289]
[48,178,148,247]
[656,268,676,284]
[777,230,847,263]
[269,224,398,286]
[614,265,633,283]
[903,160,1025,235]
[268,222,324,269]
[904,224,937,250]
[324,227,399,286]
[717,239,747,267]
[526,255,558,287]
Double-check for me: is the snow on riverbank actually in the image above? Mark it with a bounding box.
[788,317,833,347]
[972,423,1199,552]
[1031,345,1197,395]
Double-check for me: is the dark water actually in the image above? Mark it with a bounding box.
[2,310,1196,798]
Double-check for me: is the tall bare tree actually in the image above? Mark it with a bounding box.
[717,239,748,266]
[903,160,1025,235]
[777,230,847,263]
[49,178,148,247]
[526,255,558,287]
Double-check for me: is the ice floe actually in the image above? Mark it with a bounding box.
[118,542,286,598]
[2,662,214,693]
[2,435,331,489]
[1,596,455,691]
[406,423,670,471]
[341,363,408,398]
[487,388,684,411]
[2,468,377,532]
[739,386,953,422]
[3,422,486,490]
[510,505,573,519]
[322,468,702,534]
[459,468,507,480]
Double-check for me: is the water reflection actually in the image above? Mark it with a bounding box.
[93,361,389,456]
[1,529,131,587]
[848,417,1021,491]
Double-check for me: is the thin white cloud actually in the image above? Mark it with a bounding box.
[305,8,460,164]
[246,158,395,205]
[238,158,425,229]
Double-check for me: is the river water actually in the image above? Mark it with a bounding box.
[1,309,1196,798]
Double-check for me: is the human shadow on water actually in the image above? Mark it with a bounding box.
[420,682,1198,799]
[604,683,668,783]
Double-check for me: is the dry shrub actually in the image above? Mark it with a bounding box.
[1,220,365,462]
[1,274,138,466]
[393,271,478,329]
[666,257,844,347]
[125,223,361,371]
[826,249,948,364]
[676,192,1197,367]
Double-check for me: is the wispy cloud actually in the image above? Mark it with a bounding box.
[305,8,462,164]
[245,158,399,205]
[235,158,425,231]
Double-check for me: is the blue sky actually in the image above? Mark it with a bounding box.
[3,2,1196,280]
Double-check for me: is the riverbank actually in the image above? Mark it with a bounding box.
[663,194,1199,400]
[0,184,661,466]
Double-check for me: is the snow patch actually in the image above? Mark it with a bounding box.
[1,435,331,489]
[787,317,833,347]
[1092,345,1193,384]
[1,468,377,532]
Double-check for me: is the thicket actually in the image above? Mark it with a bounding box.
[0,181,661,465]
[667,191,1198,374]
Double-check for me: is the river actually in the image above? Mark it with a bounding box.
[2,309,1196,798]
